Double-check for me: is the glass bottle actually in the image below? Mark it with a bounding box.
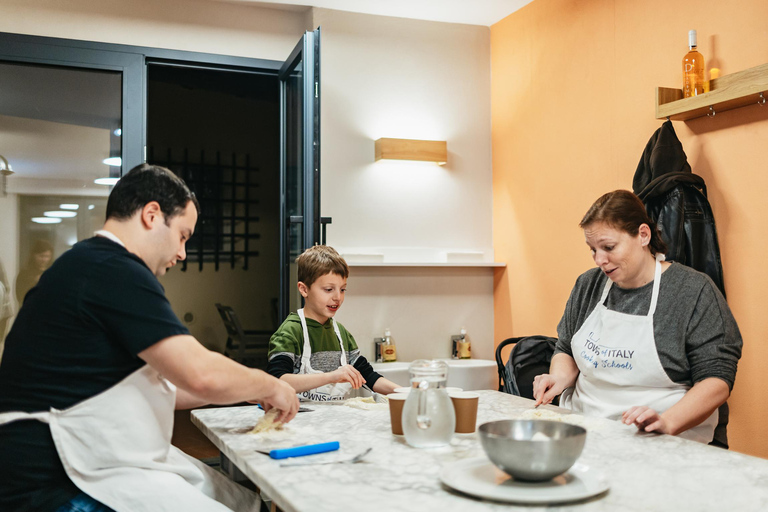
[457,327,471,359]
[382,328,397,362]
[682,30,705,98]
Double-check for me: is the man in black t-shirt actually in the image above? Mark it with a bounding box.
[0,164,299,512]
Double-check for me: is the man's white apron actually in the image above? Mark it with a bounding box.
[0,365,259,512]
[561,255,717,443]
[296,308,351,402]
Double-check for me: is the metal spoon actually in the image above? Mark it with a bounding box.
[362,384,388,404]
[280,447,372,467]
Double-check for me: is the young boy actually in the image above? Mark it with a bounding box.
[267,245,399,401]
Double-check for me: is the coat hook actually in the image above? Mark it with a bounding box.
[707,105,716,118]
[759,92,766,106]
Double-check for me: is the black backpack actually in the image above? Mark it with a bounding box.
[495,336,558,404]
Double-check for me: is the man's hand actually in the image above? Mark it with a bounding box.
[260,378,300,424]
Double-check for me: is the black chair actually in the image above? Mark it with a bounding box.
[214,303,271,370]
[495,335,558,404]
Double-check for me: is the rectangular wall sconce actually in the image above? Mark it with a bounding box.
[374,138,447,165]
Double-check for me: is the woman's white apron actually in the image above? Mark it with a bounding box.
[561,255,717,443]
[296,308,351,402]
[0,365,259,512]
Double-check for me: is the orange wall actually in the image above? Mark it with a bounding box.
[491,0,768,458]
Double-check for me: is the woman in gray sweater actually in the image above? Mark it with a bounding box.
[533,190,742,445]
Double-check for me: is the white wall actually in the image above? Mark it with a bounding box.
[339,267,495,362]
[313,8,493,260]
[0,0,308,61]
[312,9,495,361]
[0,193,19,304]
[0,1,496,364]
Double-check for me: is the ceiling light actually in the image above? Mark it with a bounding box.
[94,177,120,186]
[88,205,95,210]
[44,211,77,218]
[102,157,122,167]
[32,217,62,224]
[113,128,122,136]
[59,204,80,210]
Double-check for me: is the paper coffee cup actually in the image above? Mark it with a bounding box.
[387,393,409,435]
[449,391,479,433]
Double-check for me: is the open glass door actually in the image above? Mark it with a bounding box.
[279,28,321,319]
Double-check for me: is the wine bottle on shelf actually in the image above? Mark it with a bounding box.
[682,29,705,98]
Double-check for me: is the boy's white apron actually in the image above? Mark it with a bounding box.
[0,365,259,512]
[296,308,352,402]
[561,255,717,443]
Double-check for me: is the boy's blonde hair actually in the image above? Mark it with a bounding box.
[296,245,349,288]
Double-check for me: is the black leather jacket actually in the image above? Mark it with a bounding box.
[632,120,726,298]
[633,121,729,448]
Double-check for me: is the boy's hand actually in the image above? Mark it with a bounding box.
[330,364,364,388]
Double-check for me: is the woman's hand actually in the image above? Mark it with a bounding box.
[532,374,566,407]
[329,364,364,388]
[532,353,580,406]
[622,406,670,434]
[622,378,730,437]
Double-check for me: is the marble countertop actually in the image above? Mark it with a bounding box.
[191,391,768,512]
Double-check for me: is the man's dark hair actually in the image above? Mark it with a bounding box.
[106,164,200,223]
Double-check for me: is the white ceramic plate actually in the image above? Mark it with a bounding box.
[440,458,609,504]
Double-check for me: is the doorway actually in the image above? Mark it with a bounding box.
[0,30,323,365]
[146,64,281,354]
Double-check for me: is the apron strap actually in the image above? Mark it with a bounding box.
[0,410,51,426]
[599,254,665,317]
[647,253,665,317]
[331,318,348,366]
[297,309,347,373]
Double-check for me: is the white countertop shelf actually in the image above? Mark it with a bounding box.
[347,262,506,268]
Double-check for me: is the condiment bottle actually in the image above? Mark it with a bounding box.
[382,328,397,362]
[457,327,471,359]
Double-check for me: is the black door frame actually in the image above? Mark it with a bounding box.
[0,31,304,321]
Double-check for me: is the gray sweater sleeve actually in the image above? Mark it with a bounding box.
[554,263,742,390]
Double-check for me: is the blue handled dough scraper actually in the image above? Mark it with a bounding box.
[256,441,340,459]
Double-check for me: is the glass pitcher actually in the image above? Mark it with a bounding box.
[402,360,455,448]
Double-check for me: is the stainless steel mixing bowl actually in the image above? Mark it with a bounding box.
[478,419,586,481]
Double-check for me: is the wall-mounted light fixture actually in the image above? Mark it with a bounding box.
[0,155,14,197]
[374,138,447,165]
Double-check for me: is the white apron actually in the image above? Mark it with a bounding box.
[0,365,259,512]
[561,255,718,443]
[296,308,352,402]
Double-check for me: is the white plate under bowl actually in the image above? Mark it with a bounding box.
[440,458,609,505]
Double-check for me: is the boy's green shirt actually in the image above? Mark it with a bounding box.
[269,312,360,372]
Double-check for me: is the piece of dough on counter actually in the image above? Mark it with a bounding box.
[343,396,388,410]
[250,408,284,434]
[520,408,567,421]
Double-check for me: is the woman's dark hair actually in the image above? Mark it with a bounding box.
[106,164,199,223]
[580,190,668,256]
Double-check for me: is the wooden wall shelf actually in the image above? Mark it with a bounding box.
[656,62,768,121]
